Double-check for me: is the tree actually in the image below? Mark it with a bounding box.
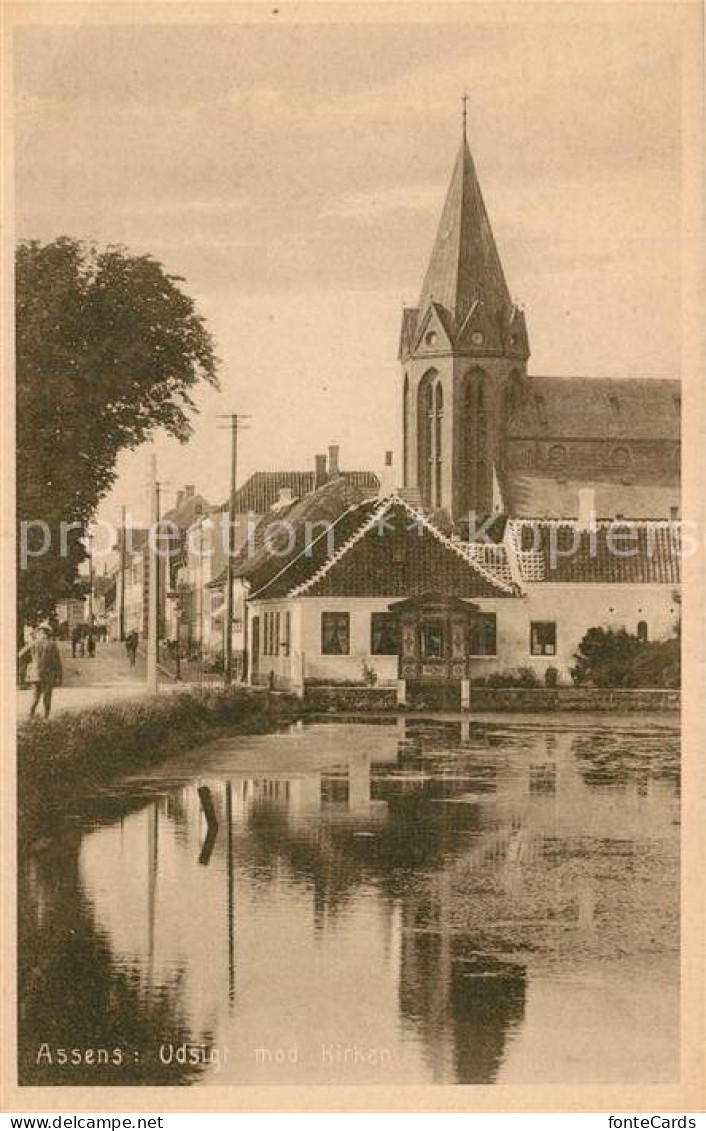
[16,238,219,626]
[570,626,680,688]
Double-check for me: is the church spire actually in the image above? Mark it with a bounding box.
[417,121,512,331]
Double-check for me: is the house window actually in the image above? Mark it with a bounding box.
[371,613,398,655]
[530,621,556,656]
[535,395,548,426]
[673,395,681,414]
[282,611,291,657]
[608,395,621,416]
[263,610,281,656]
[637,620,648,642]
[421,619,445,660]
[322,612,350,655]
[469,613,497,656]
[263,612,270,656]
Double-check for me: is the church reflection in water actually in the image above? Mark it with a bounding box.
[19,717,679,1086]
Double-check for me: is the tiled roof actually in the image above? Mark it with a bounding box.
[223,470,379,515]
[506,376,681,441]
[237,483,518,601]
[162,492,211,529]
[117,528,149,560]
[291,495,518,599]
[234,478,380,597]
[506,519,681,585]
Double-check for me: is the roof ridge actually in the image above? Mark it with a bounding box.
[288,494,518,599]
[507,517,682,530]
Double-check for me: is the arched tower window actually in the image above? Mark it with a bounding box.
[434,383,444,508]
[637,620,648,642]
[417,369,438,507]
[460,368,488,517]
[402,373,409,488]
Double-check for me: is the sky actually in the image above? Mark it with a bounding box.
[14,3,687,531]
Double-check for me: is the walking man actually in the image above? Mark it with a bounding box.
[21,622,63,720]
[125,629,139,668]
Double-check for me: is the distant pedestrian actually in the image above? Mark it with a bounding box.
[20,622,63,720]
[71,623,83,658]
[87,630,96,658]
[125,630,139,667]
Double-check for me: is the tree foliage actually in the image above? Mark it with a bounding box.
[16,237,219,624]
[571,626,680,688]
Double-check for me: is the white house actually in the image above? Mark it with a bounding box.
[234,481,680,694]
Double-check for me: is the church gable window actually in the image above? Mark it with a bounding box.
[608,395,621,416]
[535,395,548,426]
[548,444,567,470]
[611,445,631,469]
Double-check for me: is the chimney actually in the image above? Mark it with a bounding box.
[577,486,596,529]
[378,450,396,497]
[272,486,295,511]
[175,489,184,508]
[328,443,340,479]
[314,454,328,489]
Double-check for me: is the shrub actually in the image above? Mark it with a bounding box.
[481,666,540,689]
[571,627,680,688]
[544,666,559,688]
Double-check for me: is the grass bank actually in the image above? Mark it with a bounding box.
[17,686,304,842]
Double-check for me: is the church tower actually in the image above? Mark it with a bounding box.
[398,108,530,521]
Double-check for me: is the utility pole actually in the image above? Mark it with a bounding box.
[119,504,127,641]
[146,454,159,694]
[87,531,94,624]
[218,413,250,687]
[155,480,163,664]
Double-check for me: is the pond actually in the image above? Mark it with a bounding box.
[18,715,680,1087]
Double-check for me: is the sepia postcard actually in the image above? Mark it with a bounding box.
[2,0,704,1116]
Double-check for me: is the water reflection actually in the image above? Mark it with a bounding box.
[19,717,680,1086]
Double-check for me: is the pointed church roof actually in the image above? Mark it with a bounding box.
[418,136,511,329]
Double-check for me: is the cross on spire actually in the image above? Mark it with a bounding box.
[461,91,469,140]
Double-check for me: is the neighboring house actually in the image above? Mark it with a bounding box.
[90,571,116,633]
[179,447,379,663]
[112,527,149,639]
[236,480,680,692]
[55,597,86,635]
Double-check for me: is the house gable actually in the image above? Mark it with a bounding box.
[293,498,517,599]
